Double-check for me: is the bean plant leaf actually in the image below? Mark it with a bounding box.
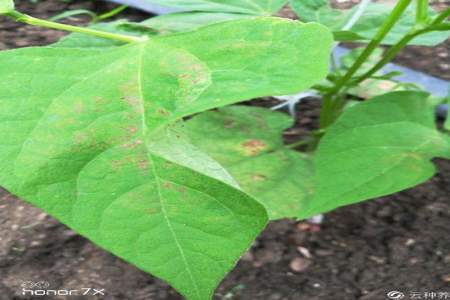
[300,91,450,219]
[140,12,251,34]
[148,124,239,188]
[184,106,314,220]
[0,18,332,300]
[290,0,450,46]
[142,0,288,15]
[0,0,13,14]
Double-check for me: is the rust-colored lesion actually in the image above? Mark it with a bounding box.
[224,118,235,128]
[137,159,149,171]
[122,139,143,149]
[241,139,267,156]
[157,108,170,116]
[162,181,172,189]
[73,100,85,114]
[111,159,124,171]
[146,207,160,215]
[177,187,187,195]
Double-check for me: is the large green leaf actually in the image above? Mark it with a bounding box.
[290,0,450,46]
[0,0,13,14]
[184,106,314,220]
[300,91,450,219]
[0,18,332,300]
[142,0,288,15]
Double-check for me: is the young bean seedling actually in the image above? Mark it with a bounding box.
[0,0,449,299]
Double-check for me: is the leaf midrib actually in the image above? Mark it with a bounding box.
[135,43,202,300]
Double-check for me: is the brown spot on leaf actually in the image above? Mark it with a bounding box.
[146,207,159,215]
[128,126,138,134]
[242,139,267,156]
[163,161,174,169]
[122,95,139,107]
[73,101,84,114]
[224,118,235,128]
[162,182,172,189]
[122,139,143,149]
[137,159,149,170]
[111,160,124,171]
[157,108,170,117]
[251,174,267,182]
[177,187,186,195]
[94,96,106,105]
[73,132,88,145]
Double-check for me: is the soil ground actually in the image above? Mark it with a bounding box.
[0,1,449,300]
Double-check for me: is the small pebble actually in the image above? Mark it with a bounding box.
[405,238,415,246]
[296,222,321,232]
[30,241,41,247]
[289,257,311,272]
[368,256,385,264]
[297,246,312,258]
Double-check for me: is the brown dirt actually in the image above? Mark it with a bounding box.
[0,1,449,300]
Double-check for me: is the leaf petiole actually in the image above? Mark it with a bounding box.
[431,7,450,25]
[96,4,128,22]
[4,10,145,43]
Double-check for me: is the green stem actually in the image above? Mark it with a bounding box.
[319,94,333,129]
[431,8,450,25]
[96,5,128,22]
[416,0,428,24]
[329,0,412,95]
[429,22,450,31]
[5,10,144,43]
[356,11,450,85]
[354,29,424,84]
